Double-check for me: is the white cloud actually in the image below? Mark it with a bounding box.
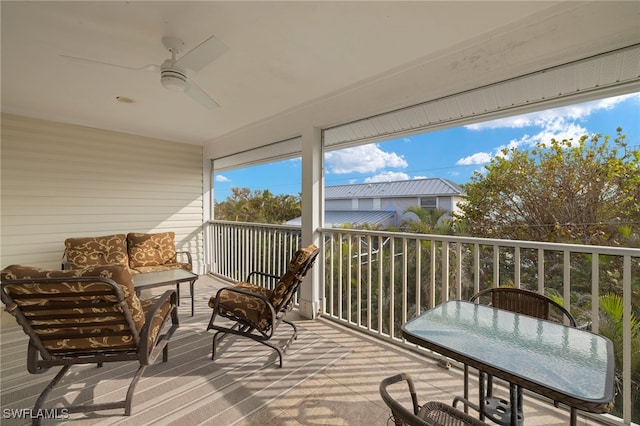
[497,119,588,153]
[458,98,611,165]
[364,171,410,183]
[325,143,407,174]
[456,152,492,165]
[460,118,589,164]
[215,175,230,182]
[465,93,638,131]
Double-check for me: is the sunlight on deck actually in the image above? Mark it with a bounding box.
[0,274,605,425]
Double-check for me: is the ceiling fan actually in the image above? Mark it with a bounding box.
[62,35,228,109]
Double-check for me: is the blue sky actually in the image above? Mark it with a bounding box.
[214,92,640,202]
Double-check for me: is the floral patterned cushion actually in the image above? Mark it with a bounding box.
[139,295,173,352]
[1,264,146,352]
[127,232,190,272]
[64,234,129,270]
[209,282,273,330]
[208,245,318,332]
[270,245,318,308]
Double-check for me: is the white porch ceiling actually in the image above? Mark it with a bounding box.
[2,1,639,160]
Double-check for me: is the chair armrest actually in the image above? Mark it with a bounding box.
[245,271,280,284]
[139,289,179,364]
[213,286,278,333]
[176,250,192,266]
[215,286,274,310]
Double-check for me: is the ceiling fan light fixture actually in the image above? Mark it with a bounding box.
[160,63,187,92]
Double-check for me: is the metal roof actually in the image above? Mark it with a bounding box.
[286,210,396,228]
[325,178,463,199]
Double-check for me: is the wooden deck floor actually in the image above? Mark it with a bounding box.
[0,274,607,425]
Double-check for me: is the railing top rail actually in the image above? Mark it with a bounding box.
[208,221,640,256]
[208,220,302,232]
[318,227,640,257]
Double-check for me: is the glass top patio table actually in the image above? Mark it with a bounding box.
[133,269,198,316]
[401,300,615,419]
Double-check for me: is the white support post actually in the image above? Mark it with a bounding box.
[298,126,323,319]
[201,158,213,275]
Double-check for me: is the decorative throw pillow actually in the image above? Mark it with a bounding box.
[64,234,128,269]
[127,232,177,269]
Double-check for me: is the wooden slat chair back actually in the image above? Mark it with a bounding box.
[207,244,320,367]
[0,264,179,425]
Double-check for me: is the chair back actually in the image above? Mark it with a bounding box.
[470,287,576,327]
[269,244,320,311]
[1,265,144,370]
[380,373,488,426]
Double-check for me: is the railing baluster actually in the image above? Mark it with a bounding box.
[515,246,521,289]
[389,237,395,338]
[442,241,449,303]
[367,234,372,330]
[430,239,436,309]
[402,238,408,327]
[493,245,499,288]
[563,250,571,322]
[623,255,632,425]
[474,243,480,295]
[357,236,362,328]
[416,239,422,316]
[591,253,599,333]
[378,235,384,334]
[456,243,462,300]
[347,234,352,324]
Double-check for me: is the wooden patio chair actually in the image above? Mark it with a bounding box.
[0,264,179,425]
[454,287,577,425]
[380,373,488,426]
[207,244,319,367]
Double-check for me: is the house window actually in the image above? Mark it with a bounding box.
[420,197,437,210]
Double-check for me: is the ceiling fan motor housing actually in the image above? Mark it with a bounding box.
[160,60,187,92]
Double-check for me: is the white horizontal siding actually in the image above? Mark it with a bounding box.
[1,114,205,272]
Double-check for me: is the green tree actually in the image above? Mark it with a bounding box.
[215,187,301,224]
[455,128,640,247]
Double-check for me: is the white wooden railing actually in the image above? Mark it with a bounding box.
[207,220,303,290]
[205,220,639,425]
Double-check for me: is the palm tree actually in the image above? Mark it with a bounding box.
[599,293,640,421]
[402,206,452,234]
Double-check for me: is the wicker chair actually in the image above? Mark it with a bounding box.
[207,244,319,367]
[470,287,577,327]
[454,287,577,425]
[380,373,488,426]
[0,264,179,425]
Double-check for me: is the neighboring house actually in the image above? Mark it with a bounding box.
[287,178,464,228]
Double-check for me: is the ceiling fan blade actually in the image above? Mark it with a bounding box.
[184,79,220,109]
[61,55,159,72]
[176,35,228,72]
